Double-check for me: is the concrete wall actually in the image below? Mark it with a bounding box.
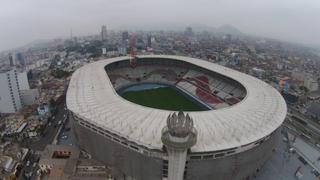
[186,129,279,180]
[72,116,163,180]
[72,113,279,180]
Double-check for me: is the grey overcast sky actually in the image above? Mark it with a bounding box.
[0,0,320,51]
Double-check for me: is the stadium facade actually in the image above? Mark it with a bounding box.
[66,55,287,180]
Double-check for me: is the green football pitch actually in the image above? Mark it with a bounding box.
[121,87,205,111]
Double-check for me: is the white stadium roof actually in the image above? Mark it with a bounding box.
[66,55,287,152]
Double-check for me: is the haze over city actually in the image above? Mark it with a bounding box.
[2,0,320,179]
[1,0,320,51]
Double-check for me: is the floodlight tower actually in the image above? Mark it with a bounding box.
[129,33,137,68]
[161,112,197,180]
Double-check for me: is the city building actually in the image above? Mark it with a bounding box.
[38,145,111,180]
[117,47,127,56]
[37,104,50,116]
[251,67,266,79]
[0,144,29,179]
[291,71,319,91]
[122,31,129,42]
[39,145,80,180]
[0,68,22,113]
[17,71,30,90]
[184,27,194,37]
[1,115,26,136]
[0,156,16,173]
[16,52,26,68]
[67,55,287,180]
[291,71,305,82]
[102,48,107,55]
[101,25,107,41]
[304,77,318,92]
[306,102,320,119]
[8,53,15,67]
[147,34,152,48]
[20,89,39,105]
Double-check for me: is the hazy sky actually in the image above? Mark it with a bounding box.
[0,0,320,51]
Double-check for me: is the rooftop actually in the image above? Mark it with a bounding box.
[66,55,287,152]
[39,145,80,179]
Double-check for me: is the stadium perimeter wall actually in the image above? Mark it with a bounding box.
[71,112,280,180]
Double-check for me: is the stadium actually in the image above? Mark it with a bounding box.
[66,55,287,180]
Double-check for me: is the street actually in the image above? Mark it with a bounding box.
[18,99,68,180]
[23,101,67,151]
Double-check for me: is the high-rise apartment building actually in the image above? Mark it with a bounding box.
[0,68,22,113]
[8,53,15,66]
[101,25,107,41]
[17,71,30,90]
[122,31,129,42]
[147,35,152,48]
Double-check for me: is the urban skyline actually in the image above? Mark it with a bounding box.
[1,0,320,52]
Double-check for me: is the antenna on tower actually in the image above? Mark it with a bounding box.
[129,33,137,68]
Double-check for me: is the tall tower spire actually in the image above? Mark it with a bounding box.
[161,111,197,180]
